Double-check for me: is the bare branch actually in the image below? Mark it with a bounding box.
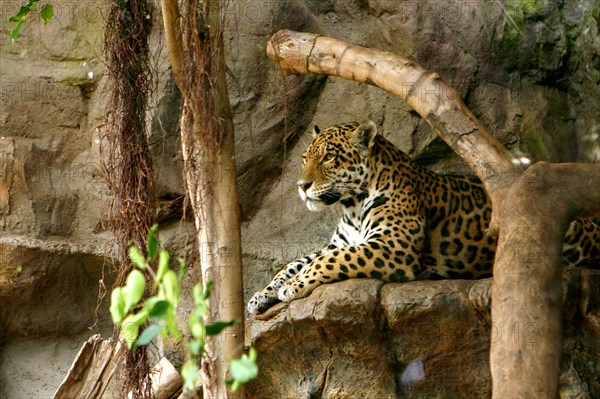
[161,0,183,88]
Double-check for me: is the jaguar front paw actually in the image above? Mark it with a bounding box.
[277,285,296,303]
[246,291,279,315]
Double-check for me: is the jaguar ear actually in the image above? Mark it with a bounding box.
[311,125,321,138]
[350,120,378,151]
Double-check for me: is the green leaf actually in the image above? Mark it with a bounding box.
[249,346,257,362]
[189,319,204,339]
[193,284,203,304]
[205,320,237,336]
[40,3,53,24]
[194,300,207,319]
[162,270,179,307]
[164,308,181,339]
[124,269,146,312]
[8,0,42,39]
[128,246,147,270]
[146,298,170,319]
[120,319,139,349]
[181,362,199,393]
[188,304,205,339]
[134,324,162,348]
[110,287,126,324]
[229,349,258,384]
[9,6,31,22]
[177,257,188,282]
[121,310,149,349]
[146,224,159,260]
[148,223,158,236]
[122,309,149,328]
[10,20,25,39]
[155,249,170,285]
[229,380,241,393]
[189,339,203,357]
[160,326,168,340]
[203,280,214,300]
[143,297,162,311]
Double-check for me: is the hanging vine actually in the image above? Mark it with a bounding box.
[102,0,156,397]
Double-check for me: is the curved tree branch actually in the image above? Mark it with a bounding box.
[266,29,521,234]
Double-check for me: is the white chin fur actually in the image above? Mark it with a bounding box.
[305,199,326,212]
[298,187,326,212]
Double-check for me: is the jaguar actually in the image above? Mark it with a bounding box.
[247,121,600,315]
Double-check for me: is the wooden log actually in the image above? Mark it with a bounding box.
[53,334,185,399]
[150,357,183,399]
[52,334,124,399]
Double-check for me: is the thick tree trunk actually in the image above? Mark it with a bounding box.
[491,163,600,398]
[162,1,245,398]
[264,29,600,397]
[179,111,244,399]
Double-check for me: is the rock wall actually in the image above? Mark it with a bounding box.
[247,270,600,398]
[0,0,599,397]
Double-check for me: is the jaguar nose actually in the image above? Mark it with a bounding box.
[297,180,313,192]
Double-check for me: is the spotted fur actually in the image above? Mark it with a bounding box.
[247,121,600,315]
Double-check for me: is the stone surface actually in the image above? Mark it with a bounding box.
[247,271,600,398]
[247,279,395,398]
[0,238,112,338]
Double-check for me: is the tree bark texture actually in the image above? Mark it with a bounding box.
[491,163,600,398]
[163,1,245,398]
[265,29,600,398]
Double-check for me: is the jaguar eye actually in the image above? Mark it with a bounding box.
[322,153,336,164]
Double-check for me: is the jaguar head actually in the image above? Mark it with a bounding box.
[297,120,377,211]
